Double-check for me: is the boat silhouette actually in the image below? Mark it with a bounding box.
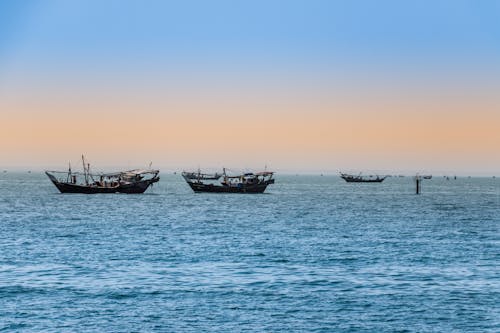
[45,155,159,194]
[182,168,275,193]
[340,172,388,183]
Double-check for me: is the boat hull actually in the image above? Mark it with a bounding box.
[47,173,159,194]
[187,181,272,193]
[52,182,120,194]
[118,179,159,194]
[342,178,385,183]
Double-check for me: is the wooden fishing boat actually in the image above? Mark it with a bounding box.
[340,173,388,183]
[45,156,160,194]
[182,168,275,193]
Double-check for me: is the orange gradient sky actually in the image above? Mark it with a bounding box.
[1,70,499,174]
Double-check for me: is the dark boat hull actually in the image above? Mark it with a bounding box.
[118,179,159,194]
[342,178,385,183]
[47,174,159,194]
[187,181,272,193]
[52,182,120,194]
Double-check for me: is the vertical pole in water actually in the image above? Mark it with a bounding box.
[415,176,421,195]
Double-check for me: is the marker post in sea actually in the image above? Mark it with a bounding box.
[415,175,422,194]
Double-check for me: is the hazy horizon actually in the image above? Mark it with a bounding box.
[1,163,498,177]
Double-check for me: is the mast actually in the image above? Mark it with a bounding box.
[87,162,92,182]
[67,162,72,182]
[82,155,88,185]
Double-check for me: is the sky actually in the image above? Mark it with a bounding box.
[0,0,499,174]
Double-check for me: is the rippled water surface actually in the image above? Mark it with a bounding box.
[1,173,499,332]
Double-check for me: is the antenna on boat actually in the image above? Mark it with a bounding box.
[222,167,227,184]
[82,155,89,185]
[87,162,92,182]
[81,155,85,183]
[67,162,72,182]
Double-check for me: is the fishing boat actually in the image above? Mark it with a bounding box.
[340,172,388,183]
[182,168,275,193]
[45,156,160,194]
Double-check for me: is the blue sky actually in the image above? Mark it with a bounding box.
[1,0,499,73]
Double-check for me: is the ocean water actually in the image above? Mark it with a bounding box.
[0,173,499,332]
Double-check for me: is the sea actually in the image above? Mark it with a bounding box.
[0,173,499,332]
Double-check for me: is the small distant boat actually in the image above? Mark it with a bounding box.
[182,168,275,193]
[340,173,388,183]
[46,156,159,194]
[415,174,432,180]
